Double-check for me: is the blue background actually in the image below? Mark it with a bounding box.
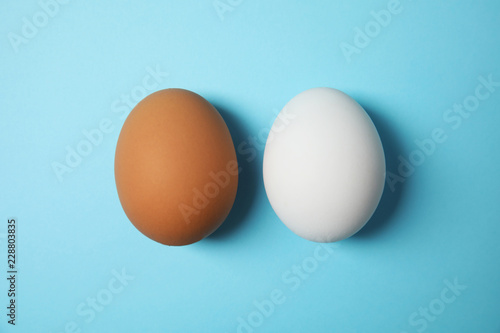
[1,1,499,332]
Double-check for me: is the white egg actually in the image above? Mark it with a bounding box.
[263,88,385,242]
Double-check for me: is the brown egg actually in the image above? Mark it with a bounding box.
[114,89,238,246]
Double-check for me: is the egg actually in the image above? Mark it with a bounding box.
[263,88,385,243]
[115,89,238,246]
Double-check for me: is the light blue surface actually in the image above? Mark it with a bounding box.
[1,1,499,332]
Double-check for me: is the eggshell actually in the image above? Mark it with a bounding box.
[263,88,385,242]
[115,89,238,246]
